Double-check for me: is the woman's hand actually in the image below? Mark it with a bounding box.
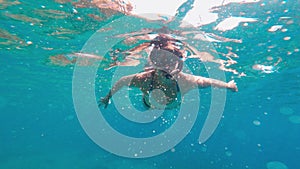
[227,80,238,92]
[98,96,110,108]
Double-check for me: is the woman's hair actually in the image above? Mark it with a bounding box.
[150,34,185,59]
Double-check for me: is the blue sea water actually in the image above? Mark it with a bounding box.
[1,0,300,169]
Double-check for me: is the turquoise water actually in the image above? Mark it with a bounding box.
[1,0,300,169]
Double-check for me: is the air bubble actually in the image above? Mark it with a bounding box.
[253,120,261,126]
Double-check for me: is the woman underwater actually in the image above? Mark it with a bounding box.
[99,34,238,109]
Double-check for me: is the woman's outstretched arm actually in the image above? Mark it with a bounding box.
[197,77,238,92]
[99,74,137,108]
[178,72,238,92]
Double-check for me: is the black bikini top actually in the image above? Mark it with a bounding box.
[148,69,180,92]
[143,69,181,109]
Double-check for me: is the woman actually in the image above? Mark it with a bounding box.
[99,34,238,109]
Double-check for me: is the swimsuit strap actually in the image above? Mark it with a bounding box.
[149,69,156,91]
[142,70,156,108]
